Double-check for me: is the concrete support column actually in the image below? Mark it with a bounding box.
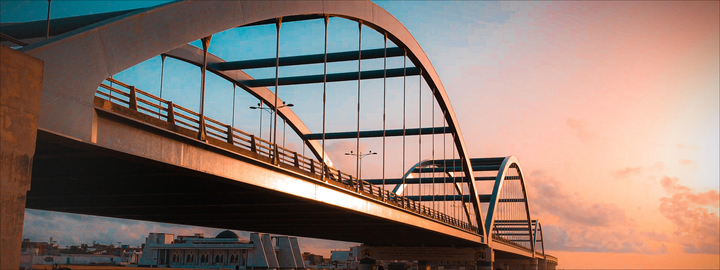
[0,45,44,270]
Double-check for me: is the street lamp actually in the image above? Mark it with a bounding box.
[249,101,293,142]
[344,150,377,180]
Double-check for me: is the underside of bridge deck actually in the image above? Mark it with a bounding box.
[28,130,482,248]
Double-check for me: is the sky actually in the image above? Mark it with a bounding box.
[2,0,719,269]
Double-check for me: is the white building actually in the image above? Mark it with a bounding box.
[330,247,358,269]
[138,231,305,269]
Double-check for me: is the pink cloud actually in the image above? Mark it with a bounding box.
[679,159,695,166]
[566,118,598,144]
[22,210,246,247]
[612,167,642,178]
[529,170,627,227]
[659,176,720,254]
[526,170,667,254]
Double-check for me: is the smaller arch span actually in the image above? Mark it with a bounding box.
[486,156,535,254]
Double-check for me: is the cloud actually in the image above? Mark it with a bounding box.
[566,118,598,143]
[659,176,720,254]
[612,167,641,178]
[542,224,668,254]
[653,162,665,171]
[297,237,358,257]
[22,210,247,247]
[528,170,626,227]
[525,170,667,254]
[679,159,695,166]
[22,210,354,255]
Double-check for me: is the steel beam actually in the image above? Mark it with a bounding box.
[404,195,489,202]
[429,158,506,166]
[364,176,496,184]
[493,228,536,232]
[243,15,325,27]
[413,165,501,173]
[404,195,525,203]
[305,126,449,140]
[365,176,468,184]
[241,67,420,87]
[214,47,405,70]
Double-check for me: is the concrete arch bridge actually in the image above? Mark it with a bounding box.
[0,1,557,269]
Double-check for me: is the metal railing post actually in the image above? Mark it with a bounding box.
[250,135,257,153]
[226,125,234,144]
[167,102,175,124]
[128,86,138,111]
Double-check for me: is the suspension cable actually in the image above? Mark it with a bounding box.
[382,33,387,199]
[356,21,363,186]
[402,49,407,196]
[272,18,282,165]
[418,69,422,205]
[322,15,329,182]
[432,85,435,211]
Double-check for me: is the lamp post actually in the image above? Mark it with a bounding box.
[344,150,377,180]
[250,101,293,142]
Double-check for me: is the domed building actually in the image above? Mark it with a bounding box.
[138,231,304,269]
[215,230,240,239]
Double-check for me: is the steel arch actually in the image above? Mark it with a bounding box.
[486,156,535,254]
[20,0,485,238]
[533,220,546,259]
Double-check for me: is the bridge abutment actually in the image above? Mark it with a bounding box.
[0,45,44,270]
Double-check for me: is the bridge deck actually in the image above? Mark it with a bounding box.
[26,80,484,247]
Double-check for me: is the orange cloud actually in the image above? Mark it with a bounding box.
[612,167,642,178]
[679,159,695,166]
[526,171,667,254]
[566,118,598,144]
[659,176,720,254]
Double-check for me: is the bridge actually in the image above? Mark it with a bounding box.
[1,1,557,269]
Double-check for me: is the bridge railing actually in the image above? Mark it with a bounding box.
[96,78,480,235]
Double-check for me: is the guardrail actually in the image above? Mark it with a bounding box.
[491,234,533,253]
[96,78,480,235]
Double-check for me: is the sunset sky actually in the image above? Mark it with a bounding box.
[2,1,718,269]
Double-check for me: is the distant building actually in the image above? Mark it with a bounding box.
[302,252,324,265]
[21,238,59,256]
[138,231,305,269]
[330,248,358,269]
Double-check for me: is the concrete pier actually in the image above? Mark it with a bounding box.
[0,45,44,270]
